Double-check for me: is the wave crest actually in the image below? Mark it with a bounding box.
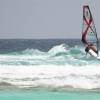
[0,44,99,66]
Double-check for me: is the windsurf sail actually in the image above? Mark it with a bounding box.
[82,5,99,55]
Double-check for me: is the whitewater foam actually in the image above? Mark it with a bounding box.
[0,65,100,89]
[0,44,100,90]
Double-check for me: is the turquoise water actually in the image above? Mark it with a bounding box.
[0,90,99,100]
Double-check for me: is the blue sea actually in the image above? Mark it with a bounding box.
[0,39,100,100]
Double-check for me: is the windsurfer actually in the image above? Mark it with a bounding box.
[81,5,99,57]
[85,43,98,56]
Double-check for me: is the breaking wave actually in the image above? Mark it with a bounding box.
[0,44,99,66]
[0,65,100,90]
[0,44,100,90]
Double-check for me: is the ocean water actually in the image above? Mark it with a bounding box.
[0,39,100,100]
[0,90,100,100]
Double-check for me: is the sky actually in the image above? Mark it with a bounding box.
[0,0,100,39]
